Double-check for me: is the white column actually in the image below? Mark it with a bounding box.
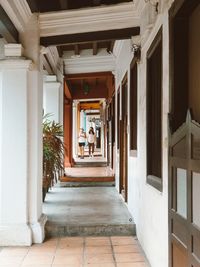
[0,44,46,246]
[43,75,61,123]
[28,67,46,244]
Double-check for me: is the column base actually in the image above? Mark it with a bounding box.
[0,214,47,246]
[30,214,47,244]
[0,224,32,246]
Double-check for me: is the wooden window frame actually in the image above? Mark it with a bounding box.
[129,57,138,157]
[146,27,163,192]
[117,88,120,150]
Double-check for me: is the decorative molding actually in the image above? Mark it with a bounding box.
[44,75,57,82]
[0,58,33,70]
[1,0,32,32]
[64,55,115,74]
[134,0,146,16]
[4,44,23,57]
[39,3,139,37]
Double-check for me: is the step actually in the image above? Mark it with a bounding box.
[74,161,107,167]
[60,176,115,183]
[43,187,135,238]
[58,181,115,187]
[45,222,136,237]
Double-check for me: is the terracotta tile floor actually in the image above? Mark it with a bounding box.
[0,236,150,267]
[65,167,114,177]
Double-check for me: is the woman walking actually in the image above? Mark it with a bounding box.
[87,127,96,158]
[78,128,86,159]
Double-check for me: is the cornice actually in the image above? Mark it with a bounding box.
[39,3,139,37]
[1,0,32,32]
[134,0,146,16]
[0,59,33,70]
[64,55,115,74]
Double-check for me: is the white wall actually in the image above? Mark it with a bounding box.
[114,9,170,267]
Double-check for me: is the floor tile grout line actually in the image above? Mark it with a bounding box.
[109,236,117,267]
[49,237,59,267]
[19,244,31,267]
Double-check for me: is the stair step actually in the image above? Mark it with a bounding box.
[60,176,115,183]
[45,222,136,237]
[74,162,107,167]
[58,181,115,187]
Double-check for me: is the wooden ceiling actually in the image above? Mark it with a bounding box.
[65,71,114,100]
[58,40,115,57]
[26,0,132,13]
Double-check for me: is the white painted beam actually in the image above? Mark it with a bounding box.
[0,0,32,32]
[64,54,115,74]
[39,3,139,37]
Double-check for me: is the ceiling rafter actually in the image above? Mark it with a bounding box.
[65,72,112,80]
[59,0,68,10]
[74,44,79,55]
[40,27,140,46]
[93,0,101,6]
[108,40,115,53]
[93,42,98,55]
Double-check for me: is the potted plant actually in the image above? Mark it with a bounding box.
[43,115,65,201]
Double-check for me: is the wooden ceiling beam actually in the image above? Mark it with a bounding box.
[64,80,72,99]
[56,46,63,57]
[108,40,115,53]
[0,6,18,43]
[65,71,112,80]
[40,27,140,46]
[74,44,79,55]
[80,102,100,110]
[93,0,101,6]
[26,0,39,12]
[93,42,98,55]
[59,0,68,10]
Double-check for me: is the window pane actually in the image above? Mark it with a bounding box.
[193,172,200,228]
[177,168,187,218]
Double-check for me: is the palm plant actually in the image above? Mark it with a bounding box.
[43,114,65,201]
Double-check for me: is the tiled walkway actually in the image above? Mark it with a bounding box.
[0,236,149,267]
[64,167,114,178]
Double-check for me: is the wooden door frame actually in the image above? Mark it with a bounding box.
[119,73,128,202]
[168,1,200,266]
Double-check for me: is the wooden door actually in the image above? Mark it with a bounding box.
[169,111,200,267]
[120,78,128,202]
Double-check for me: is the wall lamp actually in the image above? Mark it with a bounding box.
[131,44,141,62]
[144,0,159,13]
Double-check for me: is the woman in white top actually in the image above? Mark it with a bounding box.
[78,128,86,159]
[87,127,96,158]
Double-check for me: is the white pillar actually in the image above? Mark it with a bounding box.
[43,75,61,123]
[0,44,46,246]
